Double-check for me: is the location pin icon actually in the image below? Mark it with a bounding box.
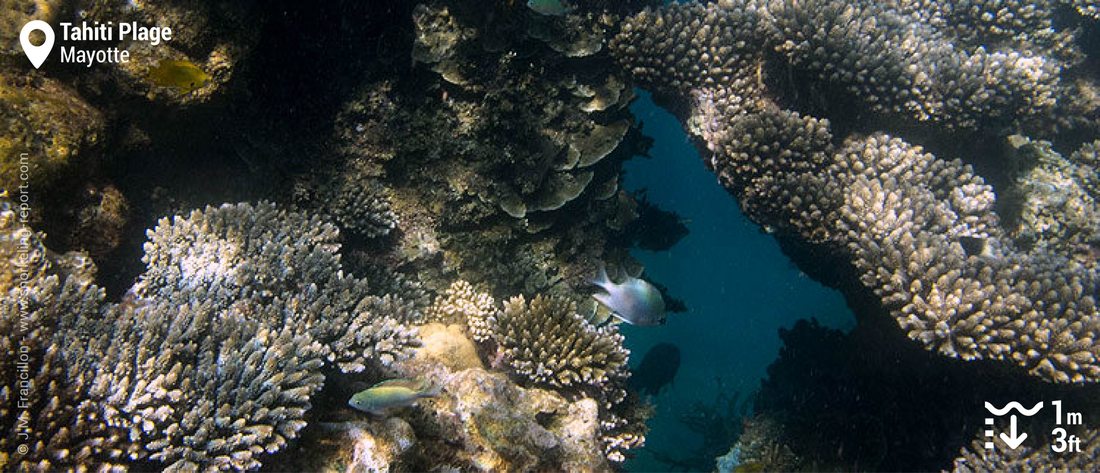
[20,20,55,69]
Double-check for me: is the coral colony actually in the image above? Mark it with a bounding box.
[3,0,1100,471]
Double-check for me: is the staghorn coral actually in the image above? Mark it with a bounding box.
[91,298,327,471]
[764,0,1063,130]
[1077,0,1100,19]
[0,200,421,471]
[138,201,420,373]
[826,135,1100,383]
[612,1,1094,134]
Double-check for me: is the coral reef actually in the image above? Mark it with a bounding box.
[728,317,1100,471]
[611,0,1100,386]
[278,320,623,472]
[0,200,420,470]
[490,294,629,391]
[610,2,1100,469]
[320,0,664,299]
[1002,135,1100,255]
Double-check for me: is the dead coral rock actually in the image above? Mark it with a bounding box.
[412,322,484,372]
[66,183,130,257]
[0,0,63,56]
[0,74,103,197]
[434,369,609,472]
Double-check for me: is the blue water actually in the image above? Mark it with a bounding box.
[621,92,854,471]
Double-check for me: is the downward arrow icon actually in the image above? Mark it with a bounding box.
[1000,414,1027,449]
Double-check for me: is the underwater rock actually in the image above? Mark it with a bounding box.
[348,418,418,473]
[80,0,257,105]
[64,183,130,257]
[0,73,104,199]
[440,369,607,472]
[412,322,485,372]
[383,322,615,472]
[0,0,62,56]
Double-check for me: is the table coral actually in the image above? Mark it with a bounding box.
[611,0,1100,387]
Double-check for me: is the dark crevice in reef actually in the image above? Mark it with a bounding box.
[764,233,1100,472]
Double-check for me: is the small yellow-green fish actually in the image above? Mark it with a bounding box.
[147,59,209,94]
[348,378,440,415]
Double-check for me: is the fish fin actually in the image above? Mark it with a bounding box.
[374,378,422,390]
[590,262,611,289]
[419,382,443,398]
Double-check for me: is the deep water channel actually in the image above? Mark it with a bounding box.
[620,92,855,471]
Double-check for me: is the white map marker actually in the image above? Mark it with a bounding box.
[19,20,55,69]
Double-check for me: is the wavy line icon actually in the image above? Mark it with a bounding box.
[985,401,1044,416]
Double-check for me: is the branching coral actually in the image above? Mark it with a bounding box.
[427,280,496,340]
[954,426,1100,472]
[489,294,629,390]
[0,201,421,471]
[436,285,645,463]
[293,164,398,240]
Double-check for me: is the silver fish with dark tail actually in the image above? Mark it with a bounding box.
[590,263,667,326]
[348,378,441,415]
